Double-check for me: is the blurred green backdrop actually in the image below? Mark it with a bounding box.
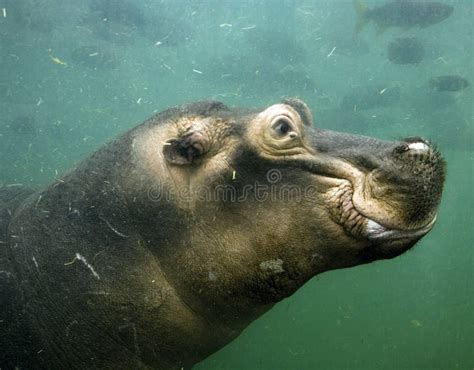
[0,0,472,369]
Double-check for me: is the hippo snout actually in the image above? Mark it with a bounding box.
[316,132,445,246]
[391,138,445,226]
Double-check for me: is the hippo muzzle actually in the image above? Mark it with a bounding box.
[304,128,445,258]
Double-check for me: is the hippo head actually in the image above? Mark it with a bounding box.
[1,99,445,369]
[128,99,445,314]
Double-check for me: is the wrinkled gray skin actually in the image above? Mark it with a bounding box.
[0,99,445,369]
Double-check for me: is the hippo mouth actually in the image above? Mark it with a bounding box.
[328,181,437,243]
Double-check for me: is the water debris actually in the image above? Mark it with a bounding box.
[232,171,236,180]
[136,97,142,105]
[64,256,77,266]
[241,25,256,30]
[67,253,101,280]
[324,33,370,57]
[32,257,39,270]
[35,195,43,209]
[71,46,118,70]
[192,69,203,74]
[100,217,130,238]
[53,178,65,188]
[49,55,68,66]
[436,57,448,65]
[85,291,111,295]
[297,6,315,17]
[162,63,173,71]
[327,46,337,58]
[2,8,6,18]
[341,85,401,110]
[219,23,232,28]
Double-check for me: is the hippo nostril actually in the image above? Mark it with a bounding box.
[393,139,433,160]
[394,144,409,154]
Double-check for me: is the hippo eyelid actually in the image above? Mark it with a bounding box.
[270,115,297,139]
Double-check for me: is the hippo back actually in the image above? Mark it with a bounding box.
[0,185,35,268]
[0,185,34,237]
[0,186,36,368]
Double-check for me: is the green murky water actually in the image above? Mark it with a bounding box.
[1,0,472,369]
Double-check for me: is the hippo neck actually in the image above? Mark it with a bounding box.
[6,183,244,368]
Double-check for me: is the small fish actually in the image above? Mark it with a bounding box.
[354,0,454,34]
[429,75,470,92]
[49,55,68,66]
[387,37,425,65]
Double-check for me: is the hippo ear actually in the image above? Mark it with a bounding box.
[281,98,313,127]
[162,130,209,165]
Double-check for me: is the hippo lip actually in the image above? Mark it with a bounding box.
[329,181,436,242]
[364,216,437,241]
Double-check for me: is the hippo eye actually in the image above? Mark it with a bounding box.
[271,117,296,139]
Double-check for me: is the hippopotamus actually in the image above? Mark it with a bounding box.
[0,99,445,369]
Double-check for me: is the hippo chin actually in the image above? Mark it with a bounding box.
[0,99,445,369]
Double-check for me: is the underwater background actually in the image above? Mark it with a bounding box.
[0,0,472,369]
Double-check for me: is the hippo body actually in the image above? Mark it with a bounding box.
[0,100,444,369]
